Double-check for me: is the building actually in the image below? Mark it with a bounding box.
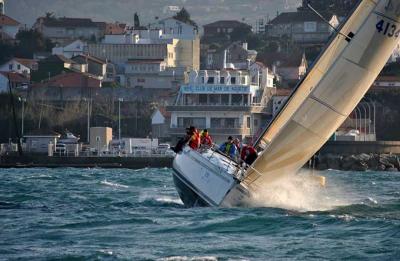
[89,127,112,152]
[52,40,88,58]
[0,58,38,76]
[34,71,102,89]
[149,17,198,40]
[204,42,257,70]
[271,88,292,116]
[104,22,126,35]
[267,11,339,45]
[33,16,104,44]
[167,68,275,144]
[31,54,81,82]
[151,107,171,140]
[124,59,185,90]
[71,54,107,81]
[0,71,29,92]
[203,20,252,39]
[0,13,21,40]
[24,130,61,154]
[88,37,200,71]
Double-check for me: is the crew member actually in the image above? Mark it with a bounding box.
[200,129,213,147]
[241,144,258,165]
[219,136,237,158]
[188,126,200,150]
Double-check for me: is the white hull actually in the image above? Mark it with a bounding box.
[172,147,251,207]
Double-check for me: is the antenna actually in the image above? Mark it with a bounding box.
[306,3,353,42]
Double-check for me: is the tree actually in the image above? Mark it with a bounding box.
[173,7,197,28]
[134,12,140,29]
[15,29,54,58]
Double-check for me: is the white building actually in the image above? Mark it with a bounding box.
[168,68,275,143]
[149,17,198,40]
[124,59,185,89]
[52,40,88,58]
[0,58,38,76]
[0,13,21,40]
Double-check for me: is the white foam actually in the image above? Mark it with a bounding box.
[100,180,129,189]
[247,170,352,212]
[155,196,184,205]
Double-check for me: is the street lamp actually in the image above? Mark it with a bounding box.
[118,98,123,143]
[83,98,91,143]
[19,97,26,136]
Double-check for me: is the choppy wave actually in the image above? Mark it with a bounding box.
[100,179,129,188]
[1,168,399,260]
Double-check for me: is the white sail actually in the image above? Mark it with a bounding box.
[255,0,372,150]
[245,0,400,187]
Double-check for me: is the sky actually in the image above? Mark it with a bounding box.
[5,0,301,28]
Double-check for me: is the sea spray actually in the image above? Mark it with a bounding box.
[247,170,352,212]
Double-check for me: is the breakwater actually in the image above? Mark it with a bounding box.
[317,153,400,172]
[0,154,173,169]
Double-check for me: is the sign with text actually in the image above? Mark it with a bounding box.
[181,85,251,94]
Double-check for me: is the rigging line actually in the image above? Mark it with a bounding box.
[307,4,353,41]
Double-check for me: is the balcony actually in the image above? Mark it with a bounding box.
[166,104,271,114]
[169,127,251,136]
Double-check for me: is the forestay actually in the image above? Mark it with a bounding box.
[245,0,400,187]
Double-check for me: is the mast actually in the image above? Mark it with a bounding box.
[245,0,400,187]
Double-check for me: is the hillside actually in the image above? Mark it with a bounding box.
[5,0,301,27]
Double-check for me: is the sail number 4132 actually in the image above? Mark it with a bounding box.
[376,19,400,37]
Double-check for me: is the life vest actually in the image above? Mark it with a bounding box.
[189,131,200,149]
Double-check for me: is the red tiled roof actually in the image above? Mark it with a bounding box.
[0,14,20,26]
[0,71,29,83]
[35,72,101,88]
[158,107,171,118]
[72,54,106,65]
[13,58,38,70]
[105,22,126,35]
[274,88,292,96]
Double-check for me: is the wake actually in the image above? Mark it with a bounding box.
[247,170,353,212]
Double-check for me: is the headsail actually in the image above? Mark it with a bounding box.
[254,0,370,150]
[245,0,400,187]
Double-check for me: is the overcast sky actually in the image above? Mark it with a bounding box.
[5,0,301,28]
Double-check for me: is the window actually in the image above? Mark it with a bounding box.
[254,119,259,127]
[9,64,13,70]
[241,77,246,84]
[220,77,225,84]
[207,77,214,84]
[199,94,208,105]
[231,77,236,84]
[231,94,243,105]
[178,117,206,128]
[221,94,229,105]
[17,64,21,70]
[246,116,251,129]
[137,78,146,83]
[209,94,220,105]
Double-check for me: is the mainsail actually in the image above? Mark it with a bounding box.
[245,0,400,187]
[254,0,371,150]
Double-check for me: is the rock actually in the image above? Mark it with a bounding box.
[386,167,399,172]
[387,154,400,170]
[325,153,342,170]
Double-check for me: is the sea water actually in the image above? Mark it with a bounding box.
[0,168,399,260]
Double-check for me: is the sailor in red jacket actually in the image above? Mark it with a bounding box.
[187,126,200,150]
[200,129,213,147]
[240,145,258,165]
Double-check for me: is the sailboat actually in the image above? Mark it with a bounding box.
[172,0,400,207]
